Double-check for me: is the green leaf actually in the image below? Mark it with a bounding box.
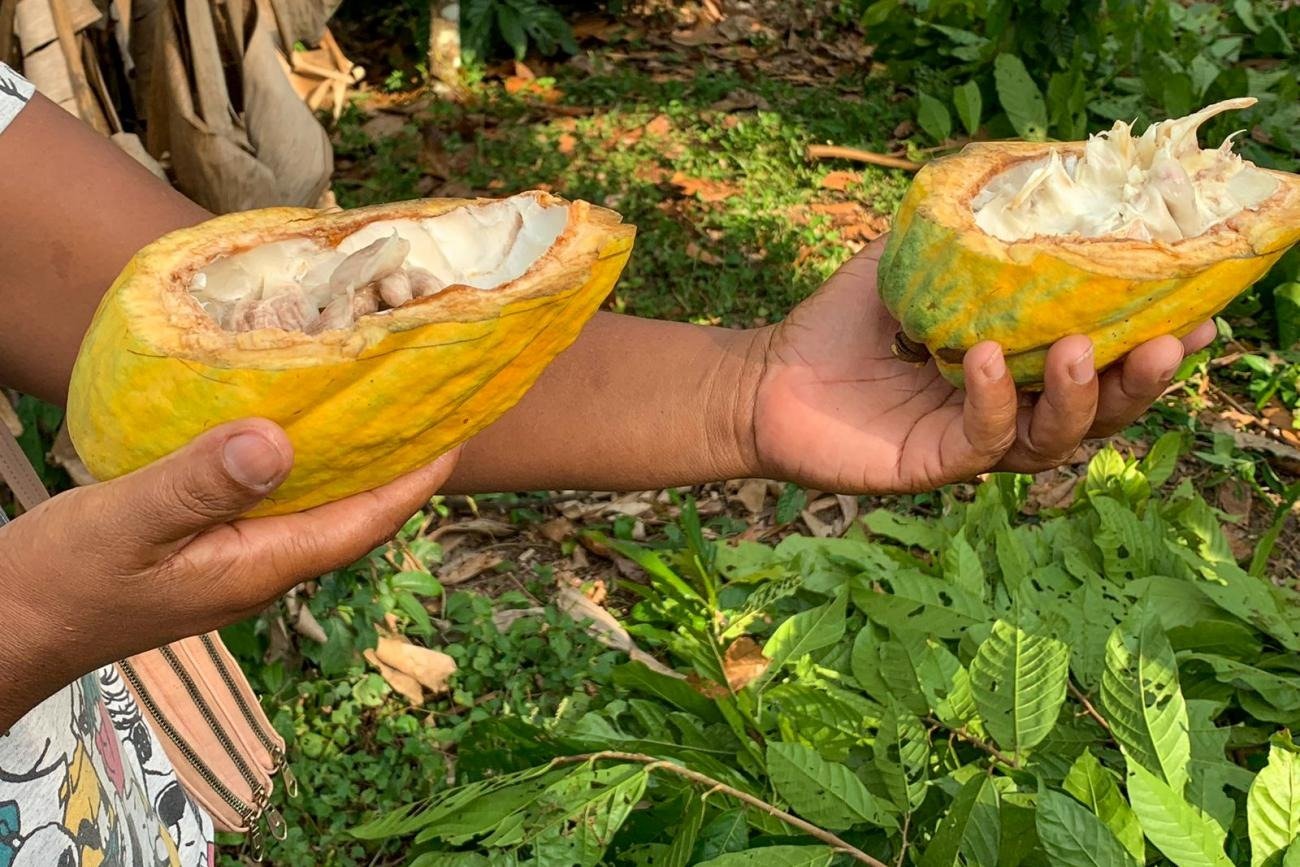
[410,853,492,867]
[768,741,892,831]
[920,774,1000,867]
[970,620,1069,754]
[1063,750,1145,862]
[1276,283,1300,349]
[1140,432,1184,488]
[942,528,985,601]
[994,53,1048,141]
[1190,55,1221,99]
[875,699,930,811]
[776,483,807,524]
[917,91,953,143]
[663,793,706,867]
[1126,761,1232,867]
[696,847,834,866]
[760,589,847,683]
[1101,611,1191,792]
[694,810,749,861]
[863,509,946,552]
[953,80,983,136]
[1248,735,1300,867]
[1036,788,1140,867]
[391,570,444,597]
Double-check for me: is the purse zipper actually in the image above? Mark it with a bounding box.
[198,633,299,798]
[118,659,269,861]
[156,645,288,842]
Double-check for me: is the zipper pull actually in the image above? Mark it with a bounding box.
[267,806,288,841]
[249,823,265,863]
[281,762,299,798]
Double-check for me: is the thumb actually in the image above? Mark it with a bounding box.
[109,418,293,548]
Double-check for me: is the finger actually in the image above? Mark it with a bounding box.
[95,419,292,555]
[169,447,462,616]
[997,335,1099,473]
[1182,319,1218,354]
[1090,335,1185,437]
[935,342,1018,479]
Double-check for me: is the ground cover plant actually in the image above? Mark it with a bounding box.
[4,2,1298,865]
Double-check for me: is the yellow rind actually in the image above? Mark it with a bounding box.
[67,193,635,516]
[879,141,1300,387]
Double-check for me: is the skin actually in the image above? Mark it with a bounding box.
[0,93,1214,730]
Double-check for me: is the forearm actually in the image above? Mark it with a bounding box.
[0,95,211,404]
[444,312,769,494]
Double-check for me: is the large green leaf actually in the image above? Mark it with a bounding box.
[760,589,847,685]
[969,620,1069,754]
[993,53,1047,140]
[1062,750,1145,862]
[767,741,892,831]
[1036,788,1140,867]
[1126,762,1232,867]
[874,699,931,811]
[662,793,706,867]
[695,846,835,866]
[1248,735,1300,867]
[919,774,999,867]
[1101,611,1190,792]
[694,810,749,862]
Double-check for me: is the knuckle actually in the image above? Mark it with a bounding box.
[163,471,236,521]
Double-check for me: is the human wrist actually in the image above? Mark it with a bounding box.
[702,324,774,484]
[0,541,78,730]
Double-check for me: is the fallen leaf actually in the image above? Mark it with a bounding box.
[364,649,424,705]
[360,112,408,140]
[670,171,739,202]
[710,90,769,113]
[555,587,680,677]
[557,133,577,155]
[645,113,672,137]
[49,423,95,486]
[374,637,457,694]
[430,518,516,541]
[819,170,861,191]
[1217,479,1253,520]
[732,479,768,515]
[722,637,770,691]
[685,241,724,265]
[438,551,504,585]
[539,516,576,543]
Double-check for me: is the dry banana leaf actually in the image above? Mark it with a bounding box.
[148,0,331,212]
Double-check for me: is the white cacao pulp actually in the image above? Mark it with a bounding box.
[971,98,1279,243]
[188,193,570,333]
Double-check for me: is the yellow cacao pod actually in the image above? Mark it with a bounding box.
[879,98,1300,387]
[67,191,635,515]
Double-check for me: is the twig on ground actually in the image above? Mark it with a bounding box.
[806,144,922,172]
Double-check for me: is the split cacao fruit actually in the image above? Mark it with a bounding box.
[879,98,1300,387]
[67,191,635,516]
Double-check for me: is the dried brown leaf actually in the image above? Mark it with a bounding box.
[438,551,504,585]
[364,648,424,705]
[374,637,456,694]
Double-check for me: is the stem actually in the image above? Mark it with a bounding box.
[806,144,924,172]
[894,812,911,867]
[1068,681,1112,734]
[926,717,1019,769]
[550,751,889,867]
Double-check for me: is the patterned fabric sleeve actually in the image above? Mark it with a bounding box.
[0,62,35,136]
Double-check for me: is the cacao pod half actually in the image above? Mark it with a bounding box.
[67,191,635,515]
[879,98,1300,387]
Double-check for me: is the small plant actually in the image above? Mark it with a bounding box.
[460,0,579,64]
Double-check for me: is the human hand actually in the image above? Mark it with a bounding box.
[0,418,458,729]
[745,235,1217,493]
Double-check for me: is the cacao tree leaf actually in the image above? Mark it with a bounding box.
[662,793,706,867]
[851,626,894,702]
[994,53,1048,141]
[767,741,893,830]
[1100,610,1191,792]
[759,589,847,685]
[1126,762,1232,867]
[1190,54,1222,99]
[919,774,1000,867]
[1186,700,1249,832]
[1062,750,1145,862]
[1288,843,1300,867]
[941,528,985,601]
[1139,432,1185,488]
[875,699,930,811]
[917,91,953,143]
[953,80,983,137]
[969,619,1069,754]
[1036,788,1140,867]
[695,846,834,867]
[693,810,748,862]
[410,853,492,866]
[1248,734,1300,867]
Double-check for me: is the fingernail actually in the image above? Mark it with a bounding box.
[223,433,284,489]
[982,351,1006,382]
[1068,347,1095,385]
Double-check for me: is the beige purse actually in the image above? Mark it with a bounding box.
[0,423,294,860]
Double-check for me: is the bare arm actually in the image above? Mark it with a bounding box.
[0,94,210,403]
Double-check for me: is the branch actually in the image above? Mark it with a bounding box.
[926,717,1018,769]
[1068,681,1112,734]
[806,144,923,172]
[550,751,889,867]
